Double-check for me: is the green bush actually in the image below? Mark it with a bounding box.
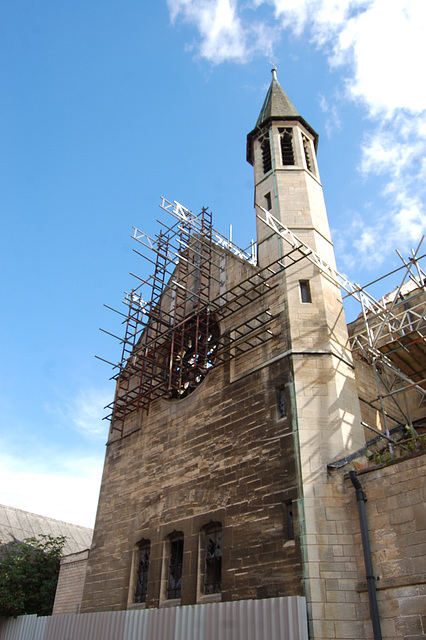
[0,534,66,617]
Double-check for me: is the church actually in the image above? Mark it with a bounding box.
[79,70,426,640]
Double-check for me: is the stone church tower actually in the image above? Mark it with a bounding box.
[81,69,366,637]
[246,68,366,635]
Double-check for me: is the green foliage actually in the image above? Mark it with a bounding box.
[0,534,66,618]
[372,432,426,466]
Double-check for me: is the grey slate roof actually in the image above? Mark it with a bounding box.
[246,68,319,165]
[255,68,300,127]
[0,504,93,555]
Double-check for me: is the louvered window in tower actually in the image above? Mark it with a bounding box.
[280,128,295,165]
[302,134,315,174]
[260,132,272,174]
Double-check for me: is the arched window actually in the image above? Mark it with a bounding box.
[280,128,295,165]
[302,134,315,174]
[134,540,150,603]
[259,131,272,174]
[167,532,184,600]
[203,523,222,595]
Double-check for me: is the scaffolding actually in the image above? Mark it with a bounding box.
[100,197,426,445]
[103,198,295,437]
[256,204,426,443]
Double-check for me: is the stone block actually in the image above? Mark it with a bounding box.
[396,614,424,635]
[413,502,426,530]
[310,619,336,639]
[399,595,426,616]
[333,620,365,639]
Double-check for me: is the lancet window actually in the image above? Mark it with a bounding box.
[203,523,222,595]
[134,540,150,603]
[280,128,295,165]
[167,533,184,599]
[259,131,272,174]
[302,134,315,174]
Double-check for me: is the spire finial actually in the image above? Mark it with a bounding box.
[270,61,278,81]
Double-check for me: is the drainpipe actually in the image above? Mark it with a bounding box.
[349,471,382,640]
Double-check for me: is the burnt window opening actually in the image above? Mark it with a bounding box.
[135,540,150,603]
[260,132,272,174]
[204,524,222,595]
[302,135,315,174]
[168,317,220,400]
[285,502,295,540]
[280,128,295,165]
[277,387,287,419]
[167,534,184,599]
[300,280,312,303]
[265,192,272,211]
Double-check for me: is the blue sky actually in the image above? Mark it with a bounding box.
[1,0,425,528]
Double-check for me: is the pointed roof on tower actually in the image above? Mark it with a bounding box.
[247,68,318,165]
[255,68,300,126]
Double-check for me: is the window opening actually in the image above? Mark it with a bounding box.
[285,502,294,540]
[302,135,314,174]
[300,280,312,303]
[260,131,272,174]
[265,192,272,211]
[277,388,287,419]
[280,128,295,165]
[135,541,150,603]
[167,535,184,599]
[204,524,222,595]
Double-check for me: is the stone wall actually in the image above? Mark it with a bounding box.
[81,250,305,612]
[353,452,426,639]
[310,451,426,639]
[82,358,303,612]
[53,550,89,615]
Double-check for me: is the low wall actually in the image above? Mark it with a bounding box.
[52,549,89,615]
[351,451,426,639]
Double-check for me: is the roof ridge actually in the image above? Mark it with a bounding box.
[0,503,93,531]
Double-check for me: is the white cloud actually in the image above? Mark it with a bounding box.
[319,94,342,137]
[44,385,111,441]
[0,385,110,527]
[167,0,276,63]
[334,0,426,116]
[168,0,426,115]
[168,0,426,269]
[168,0,248,63]
[0,450,103,528]
[351,110,426,260]
[69,387,112,440]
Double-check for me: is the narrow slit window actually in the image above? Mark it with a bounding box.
[135,540,150,603]
[204,524,222,595]
[167,534,184,599]
[280,128,295,165]
[302,135,315,174]
[300,280,312,303]
[277,388,287,419]
[286,502,295,540]
[265,192,272,211]
[260,132,272,174]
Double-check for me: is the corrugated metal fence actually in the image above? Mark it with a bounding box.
[0,596,308,640]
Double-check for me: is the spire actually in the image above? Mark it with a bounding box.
[247,68,318,165]
[255,67,300,128]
